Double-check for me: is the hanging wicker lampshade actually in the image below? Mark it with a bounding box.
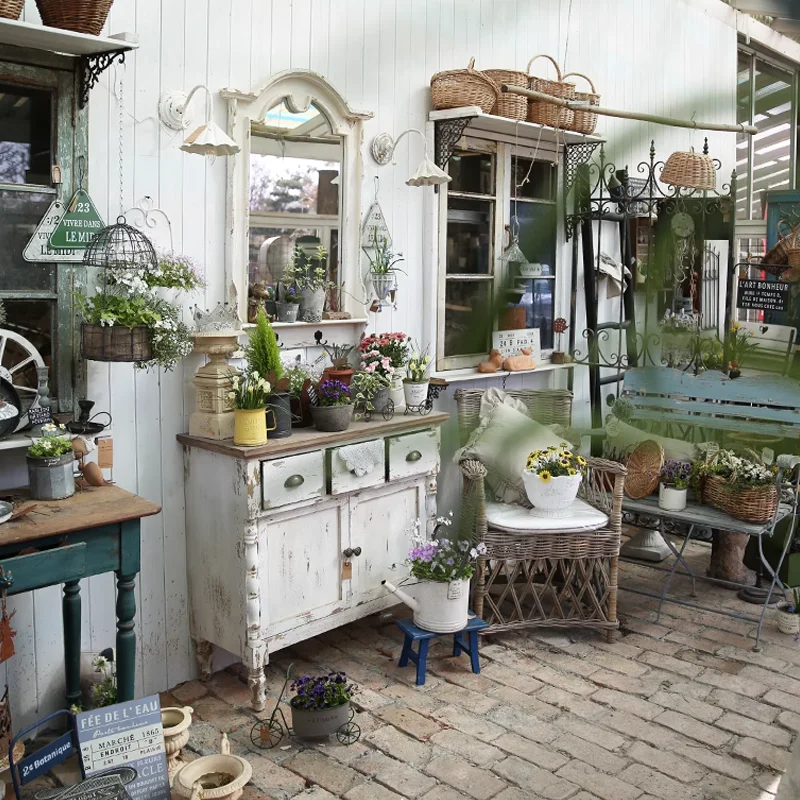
[661,149,716,191]
[82,216,158,274]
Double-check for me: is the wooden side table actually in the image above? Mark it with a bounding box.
[0,486,161,707]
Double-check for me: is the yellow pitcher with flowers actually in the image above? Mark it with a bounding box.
[229,371,274,446]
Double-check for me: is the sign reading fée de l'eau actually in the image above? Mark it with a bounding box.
[76,695,170,800]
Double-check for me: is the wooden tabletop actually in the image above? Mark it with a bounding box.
[177,412,451,460]
[0,486,162,546]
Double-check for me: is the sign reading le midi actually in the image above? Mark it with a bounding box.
[49,189,105,249]
[737,279,789,312]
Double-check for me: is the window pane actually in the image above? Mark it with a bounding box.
[249,154,340,215]
[515,202,557,269]
[751,59,793,220]
[444,280,492,356]
[0,82,52,186]
[736,52,751,221]
[511,157,555,200]
[447,152,494,194]
[446,197,493,274]
[1,299,54,409]
[520,279,554,349]
[0,188,56,291]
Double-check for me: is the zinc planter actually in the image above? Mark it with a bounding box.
[311,403,354,432]
[267,392,292,439]
[522,472,582,516]
[162,705,193,784]
[233,408,268,447]
[776,603,800,636]
[299,287,325,322]
[403,380,429,407]
[291,702,352,739]
[275,302,299,323]
[27,452,75,500]
[370,273,395,302]
[659,484,687,512]
[369,387,390,413]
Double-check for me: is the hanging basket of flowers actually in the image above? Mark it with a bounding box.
[81,322,152,362]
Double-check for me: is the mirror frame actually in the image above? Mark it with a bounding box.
[222,70,372,321]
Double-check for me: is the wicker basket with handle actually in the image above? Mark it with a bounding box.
[702,475,778,524]
[483,69,528,120]
[526,54,575,129]
[563,72,599,135]
[778,220,800,269]
[624,439,664,500]
[36,0,113,35]
[660,149,716,191]
[81,324,152,362]
[430,57,499,114]
[0,0,23,19]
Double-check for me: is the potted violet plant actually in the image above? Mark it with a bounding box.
[522,445,587,516]
[659,459,691,512]
[382,514,487,632]
[289,672,356,739]
[310,380,354,432]
[275,285,301,323]
[27,423,76,500]
[776,588,800,637]
[403,344,432,408]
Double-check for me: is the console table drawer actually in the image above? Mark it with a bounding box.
[388,429,439,481]
[262,451,325,509]
[329,439,386,495]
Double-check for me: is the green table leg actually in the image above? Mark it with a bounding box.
[115,570,137,701]
[63,580,81,708]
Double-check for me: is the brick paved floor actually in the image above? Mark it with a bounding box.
[165,537,800,800]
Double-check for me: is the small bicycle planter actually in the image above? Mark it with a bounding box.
[355,396,395,422]
[249,665,361,748]
[404,394,433,416]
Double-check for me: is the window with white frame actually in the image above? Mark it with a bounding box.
[437,138,558,371]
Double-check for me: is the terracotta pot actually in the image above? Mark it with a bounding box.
[321,367,354,386]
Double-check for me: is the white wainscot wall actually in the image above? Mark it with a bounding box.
[3,0,739,729]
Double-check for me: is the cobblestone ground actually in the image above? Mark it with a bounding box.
[165,539,799,800]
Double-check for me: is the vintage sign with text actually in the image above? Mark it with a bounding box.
[737,279,789,312]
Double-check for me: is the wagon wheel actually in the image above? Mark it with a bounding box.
[382,399,395,421]
[0,329,44,432]
[250,718,284,749]
[336,721,360,745]
[420,397,433,416]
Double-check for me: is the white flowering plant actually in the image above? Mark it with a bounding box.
[28,423,73,458]
[228,370,272,410]
[693,446,776,489]
[525,444,587,483]
[401,514,486,582]
[406,346,432,382]
[146,252,205,292]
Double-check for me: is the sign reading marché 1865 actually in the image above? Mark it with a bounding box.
[737,279,789,312]
[49,189,104,249]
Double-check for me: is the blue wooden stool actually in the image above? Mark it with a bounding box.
[395,615,488,686]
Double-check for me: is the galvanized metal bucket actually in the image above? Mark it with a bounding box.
[291,702,351,739]
[27,453,75,500]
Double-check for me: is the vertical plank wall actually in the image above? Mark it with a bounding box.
[5,0,736,728]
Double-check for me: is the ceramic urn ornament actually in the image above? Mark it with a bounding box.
[162,706,194,783]
[172,734,251,800]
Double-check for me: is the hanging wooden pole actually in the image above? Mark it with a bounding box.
[501,84,758,135]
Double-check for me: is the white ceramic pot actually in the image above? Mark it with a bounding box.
[403,380,429,407]
[522,472,582,516]
[389,367,406,411]
[385,578,470,633]
[172,733,252,800]
[659,484,687,512]
[776,603,800,636]
[162,705,193,784]
[155,287,182,306]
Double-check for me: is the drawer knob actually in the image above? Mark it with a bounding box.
[406,450,423,462]
[284,474,305,488]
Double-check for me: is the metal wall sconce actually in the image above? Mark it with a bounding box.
[370,128,451,186]
[158,85,240,157]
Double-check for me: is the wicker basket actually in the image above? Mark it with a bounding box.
[430,57,499,114]
[563,72,599,135]
[82,324,152,362]
[483,68,528,120]
[702,475,778,524]
[0,0,23,19]
[661,149,716,191]
[526,54,575,129]
[624,439,664,499]
[36,0,113,35]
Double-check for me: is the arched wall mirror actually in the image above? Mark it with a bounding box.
[223,71,371,323]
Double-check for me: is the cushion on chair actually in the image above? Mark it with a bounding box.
[455,400,565,504]
[486,499,609,533]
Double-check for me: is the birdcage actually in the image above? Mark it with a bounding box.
[82,216,158,273]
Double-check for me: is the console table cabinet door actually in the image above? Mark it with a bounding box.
[388,430,440,481]
[351,481,425,602]
[263,499,350,638]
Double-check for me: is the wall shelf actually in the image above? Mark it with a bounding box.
[431,362,575,383]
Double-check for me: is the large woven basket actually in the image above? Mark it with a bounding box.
[430,57,499,114]
[661,149,716,191]
[703,475,778,524]
[82,324,152,362]
[0,0,23,19]
[563,72,599,135]
[483,68,528,120]
[36,0,113,35]
[526,54,575,129]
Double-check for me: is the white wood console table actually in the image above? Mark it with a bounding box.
[178,412,448,710]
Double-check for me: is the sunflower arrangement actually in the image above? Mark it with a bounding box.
[525,444,587,483]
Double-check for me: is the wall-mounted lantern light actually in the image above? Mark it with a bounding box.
[370,128,451,186]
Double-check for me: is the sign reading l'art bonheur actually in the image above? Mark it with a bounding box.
[76,695,170,800]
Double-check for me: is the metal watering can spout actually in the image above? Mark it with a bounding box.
[382,580,419,612]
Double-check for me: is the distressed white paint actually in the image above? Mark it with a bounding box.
[0,0,779,728]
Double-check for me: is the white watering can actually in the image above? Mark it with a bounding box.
[382,579,471,633]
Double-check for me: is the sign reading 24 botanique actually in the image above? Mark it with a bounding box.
[48,189,105,250]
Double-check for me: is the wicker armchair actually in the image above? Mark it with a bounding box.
[455,388,627,640]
